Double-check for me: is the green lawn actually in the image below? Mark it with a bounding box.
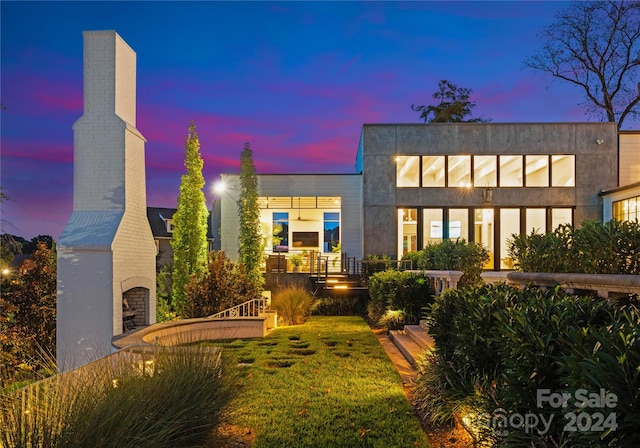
[204,316,431,448]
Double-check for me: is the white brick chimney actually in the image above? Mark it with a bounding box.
[57,31,156,372]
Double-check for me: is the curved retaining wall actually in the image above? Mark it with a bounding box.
[112,314,275,350]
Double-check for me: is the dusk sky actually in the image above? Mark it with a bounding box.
[3,1,638,240]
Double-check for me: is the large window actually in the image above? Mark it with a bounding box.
[396,156,420,187]
[474,155,497,187]
[422,156,445,187]
[474,208,494,269]
[397,206,573,269]
[551,155,575,186]
[525,155,549,187]
[423,209,443,244]
[448,209,469,240]
[448,155,471,187]
[551,208,572,229]
[525,209,546,234]
[500,209,520,269]
[398,208,418,256]
[323,212,340,252]
[499,155,523,187]
[396,154,575,188]
[272,212,289,251]
[613,196,640,222]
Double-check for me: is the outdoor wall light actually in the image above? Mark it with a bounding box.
[596,139,605,145]
[484,187,493,204]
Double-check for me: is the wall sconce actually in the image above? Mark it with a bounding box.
[483,187,493,204]
[596,139,604,145]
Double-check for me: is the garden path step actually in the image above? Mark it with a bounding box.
[388,330,423,366]
[404,325,434,350]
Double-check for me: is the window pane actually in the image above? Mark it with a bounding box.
[448,155,471,187]
[396,156,420,187]
[449,209,469,241]
[422,156,445,187]
[475,208,494,269]
[525,155,549,187]
[423,209,443,245]
[500,209,520,269]
[551,208,572,230]
[398,208,418,257]
[474,155,497,187]
[272,212,289,251]
[525,209,546,234]
[551,155,575,187]
[499,155,522,186]
[323,212,340,253]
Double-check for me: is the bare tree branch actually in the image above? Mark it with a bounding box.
[524,0,640,129]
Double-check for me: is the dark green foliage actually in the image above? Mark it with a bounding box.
[171,122,209,316]
[417,239,489,287]
[0,242,56,388]
[508,220,640,274]
[411,80,490,123]
[368,270,435,328]
[183,251,261,318]
[155,262,175,322]
[360,254,393,283]
[400,250,421,269]
[417,283,640,446]
[558,307,640,447]
[238,142,264,291]
[311,296,366,316]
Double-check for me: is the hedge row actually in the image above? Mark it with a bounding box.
[508,219,640,274]
[415,284,640,447]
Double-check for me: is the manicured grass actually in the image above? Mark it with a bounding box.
[202,316,431,447]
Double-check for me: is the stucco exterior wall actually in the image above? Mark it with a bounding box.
[361,123,619,258]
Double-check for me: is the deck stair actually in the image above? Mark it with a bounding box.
[312,273,368,294]
[388,321,434,366]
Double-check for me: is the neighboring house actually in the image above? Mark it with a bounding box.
[146,207,214,267]
[215,122,639,271]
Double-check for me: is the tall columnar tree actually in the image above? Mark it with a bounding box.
[525,0,640,129]
[411,80,489,123]
[237,142,264,291]
[171,122,209,316]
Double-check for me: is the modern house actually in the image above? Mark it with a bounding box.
[214,123,639,271]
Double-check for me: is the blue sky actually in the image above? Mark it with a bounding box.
[2,1,636,240]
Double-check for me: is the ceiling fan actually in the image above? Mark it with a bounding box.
[295,197,319,221]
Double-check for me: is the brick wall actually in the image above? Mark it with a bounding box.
[123,287,147,327]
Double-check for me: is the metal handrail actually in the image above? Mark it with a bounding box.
[208,297,269,319]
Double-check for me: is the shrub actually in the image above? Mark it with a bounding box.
[0,242,56,387]
[312,296,365,316]
[271,286,313,326]
[401,250,421,269]
[368,270,435,329]
[360,254,392,284]
[0,346,237,448]
[416,239,489,287]
[155,262,176,322]
[183,250,261,318]
[508,219,640,274]
[417,283,639,446]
